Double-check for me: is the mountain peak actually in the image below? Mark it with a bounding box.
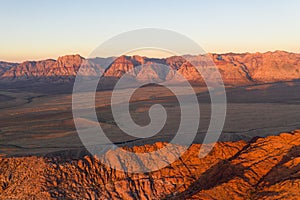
[1,51,300,85]
[57,54,84,62]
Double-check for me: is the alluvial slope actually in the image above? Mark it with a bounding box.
[1,51,300,86]
[0,131,299,199]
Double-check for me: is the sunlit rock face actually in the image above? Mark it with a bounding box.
[0,131,299,199]
[1,51,300,85]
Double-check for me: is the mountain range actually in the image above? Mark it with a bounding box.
[1,51,300,199]
[1,51,300,87]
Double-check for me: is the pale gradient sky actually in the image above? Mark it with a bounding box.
[1,0,300,62]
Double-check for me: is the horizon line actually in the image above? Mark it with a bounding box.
[1,50,298,64]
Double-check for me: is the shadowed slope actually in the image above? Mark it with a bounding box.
[0,131,299,199]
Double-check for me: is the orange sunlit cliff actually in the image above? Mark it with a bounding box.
[0,131,299,199]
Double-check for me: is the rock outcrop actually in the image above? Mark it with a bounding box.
[0,62,18,76]
[0,131,299,199]
[1,51,300,86]
[0,55,101,82]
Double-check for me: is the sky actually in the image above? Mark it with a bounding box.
[0,0,300,62]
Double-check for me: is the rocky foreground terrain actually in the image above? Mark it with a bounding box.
[1,51,300,86]
[0,131,299,200]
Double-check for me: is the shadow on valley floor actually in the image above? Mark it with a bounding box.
[1,80,300,157]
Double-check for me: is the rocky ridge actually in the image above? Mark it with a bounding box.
[1,51,300,86]
[0,131,299,199]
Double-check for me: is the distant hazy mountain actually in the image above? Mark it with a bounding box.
[1,51,300,86]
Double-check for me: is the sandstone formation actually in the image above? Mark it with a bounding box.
[0,131,299,199]
[0,61,18,76]
[1,51,300,86]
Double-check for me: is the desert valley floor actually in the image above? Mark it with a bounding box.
[1,81,300,157]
